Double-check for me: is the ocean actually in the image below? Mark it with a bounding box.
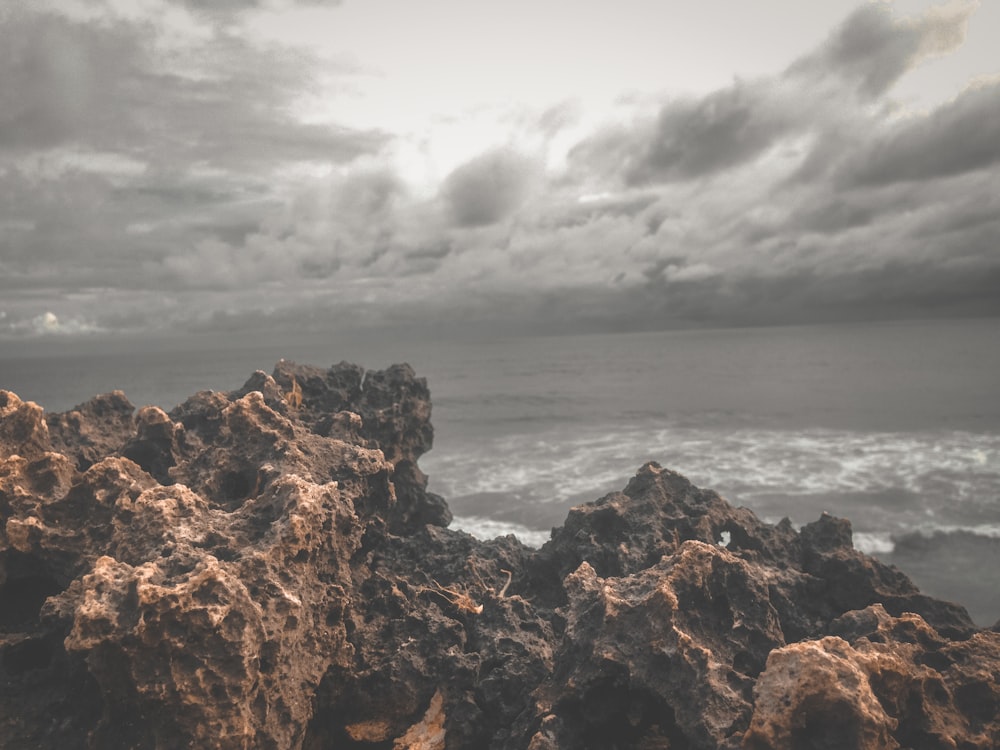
[2,318,999,625]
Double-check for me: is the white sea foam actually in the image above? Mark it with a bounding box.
[425,424,1000,544]
[853,532,896,556]
[902,523,1000,539]
[429,426,1000,501]
[450,515,551,548]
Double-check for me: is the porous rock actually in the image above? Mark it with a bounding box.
[1,363,997,749]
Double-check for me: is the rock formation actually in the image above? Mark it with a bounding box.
[0,362,997,749]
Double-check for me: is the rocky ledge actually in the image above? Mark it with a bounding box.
[1,361,998,750]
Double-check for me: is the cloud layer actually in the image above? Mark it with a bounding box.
[1,0,998,339]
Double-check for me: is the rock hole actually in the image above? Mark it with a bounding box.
[217,468,256,510]
[732,650,760,677]
[954,682,997,723]
[2,636,55,674]
[790,699,861,750]
[259,641,279,674]
[325,604,343,627]
[0,555,64,632]
[712,593,733,627]
[213,547,238,563]
[188,531,239,563]
[301,666,400,749]
[121,441,175,485]
[917,650,951,672]
[554,676,681,748]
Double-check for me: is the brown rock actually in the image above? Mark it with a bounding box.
[534,541,785,749]
[746,606,1000,749]
[0,391,51,461]
[1,365,998,749]
[46,392,135,471]
[744,637,900,750]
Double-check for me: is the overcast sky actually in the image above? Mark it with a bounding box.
[1,0,998,340]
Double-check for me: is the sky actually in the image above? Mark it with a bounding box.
[1,0,999,341]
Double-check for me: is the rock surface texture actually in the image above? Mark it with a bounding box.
[1,361,997,749]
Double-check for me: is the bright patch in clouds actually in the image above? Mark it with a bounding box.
[6,311,102,337]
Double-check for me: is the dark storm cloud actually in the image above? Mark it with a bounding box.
[623,81,795,185]
[789,1,974,98]
[140,163,421,295]
[790,196,875,235]
[746,262,1000,323]
[0,3,391,334]
[406,241,453,261]
[120,44,384,170]
[0,10,384,165]
[927,193,1000,239]
[0,167,151,274]
[441,149,535,227]
[569,1,975,187]
[597,261,1000,331]
[567,76,799,186]
[845,81,1000,186]
[0,13,130,151]
[345,258,1000,339]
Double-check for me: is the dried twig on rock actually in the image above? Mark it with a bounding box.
[419,579,484,615]
[284,376,303,409]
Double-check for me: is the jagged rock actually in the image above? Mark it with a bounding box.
[0,391,51,462]
[121,406,186,486]
[530,543,785,749]
[46,391,136,472]
[746,605,1000,749]
[1,364,998,749]
[50,472,365,749]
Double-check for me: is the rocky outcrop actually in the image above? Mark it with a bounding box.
[1,362,997,749]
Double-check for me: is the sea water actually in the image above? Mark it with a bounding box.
[2,318,998,624]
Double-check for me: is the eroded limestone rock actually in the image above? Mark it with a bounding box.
[1,364,997,749]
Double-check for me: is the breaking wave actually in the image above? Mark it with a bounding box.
[425,424,1000,553]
